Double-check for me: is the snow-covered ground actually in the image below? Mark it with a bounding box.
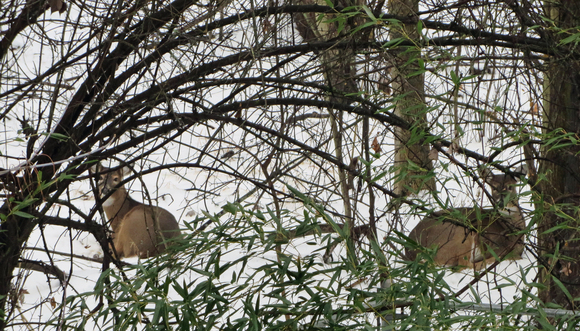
[1,3,542,330]
[9,151,536,329]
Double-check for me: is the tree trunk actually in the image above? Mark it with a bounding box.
[538,0,580,314]
[0,174,39,330]
[387,0,434,198]
[293,0,364,262]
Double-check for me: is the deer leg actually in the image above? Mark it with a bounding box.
[110,240,124,259]
[470,234,484,263]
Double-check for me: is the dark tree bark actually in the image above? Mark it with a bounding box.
[537,0,580,314]
[388,0,435,198]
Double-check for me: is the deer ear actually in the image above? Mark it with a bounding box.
[478,167,493,182]
[479,167,505,187]
[514,163,528,177]
[90,162,102,174]
[121,165,131,177]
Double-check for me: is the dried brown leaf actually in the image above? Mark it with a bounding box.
[49,0,66,14]
[371,137,381,154]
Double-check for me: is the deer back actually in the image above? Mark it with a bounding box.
[405,170,524,269]
[93,164,181,258]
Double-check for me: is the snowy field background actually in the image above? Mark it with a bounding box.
[0,1,545,329]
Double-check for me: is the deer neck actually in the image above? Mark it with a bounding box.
[102,187,140,232]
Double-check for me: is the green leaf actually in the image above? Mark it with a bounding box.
[552,275,573,302]
[383,37,404,48]
[286,184,309,203]
[541,223,570,234]
[408,67,427,77]
[352,21,376,34]
[13,211,34,218]
[58,173,77,181]
[560,33,580,45]
[416,20,423,35]
[41,132,69,141]
[361,5,376,21]
[462,74,479,81]
[371,171,388,182]
[222,202,238,214]
[450,70,460,87]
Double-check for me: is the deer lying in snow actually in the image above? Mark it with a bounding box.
[92,163,181,259]
[405,167,526,269]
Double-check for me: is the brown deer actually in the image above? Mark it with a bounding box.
[405,167,526,269]
[91,163,181,259]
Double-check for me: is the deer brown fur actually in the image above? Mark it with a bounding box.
[92,163,181,259]
[405,169,525,269]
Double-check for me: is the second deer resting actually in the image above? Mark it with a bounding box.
[405,169,525,269]
[92,164,181,259]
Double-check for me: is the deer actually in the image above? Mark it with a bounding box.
[91,163,181,259]
[404,166,526,269]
